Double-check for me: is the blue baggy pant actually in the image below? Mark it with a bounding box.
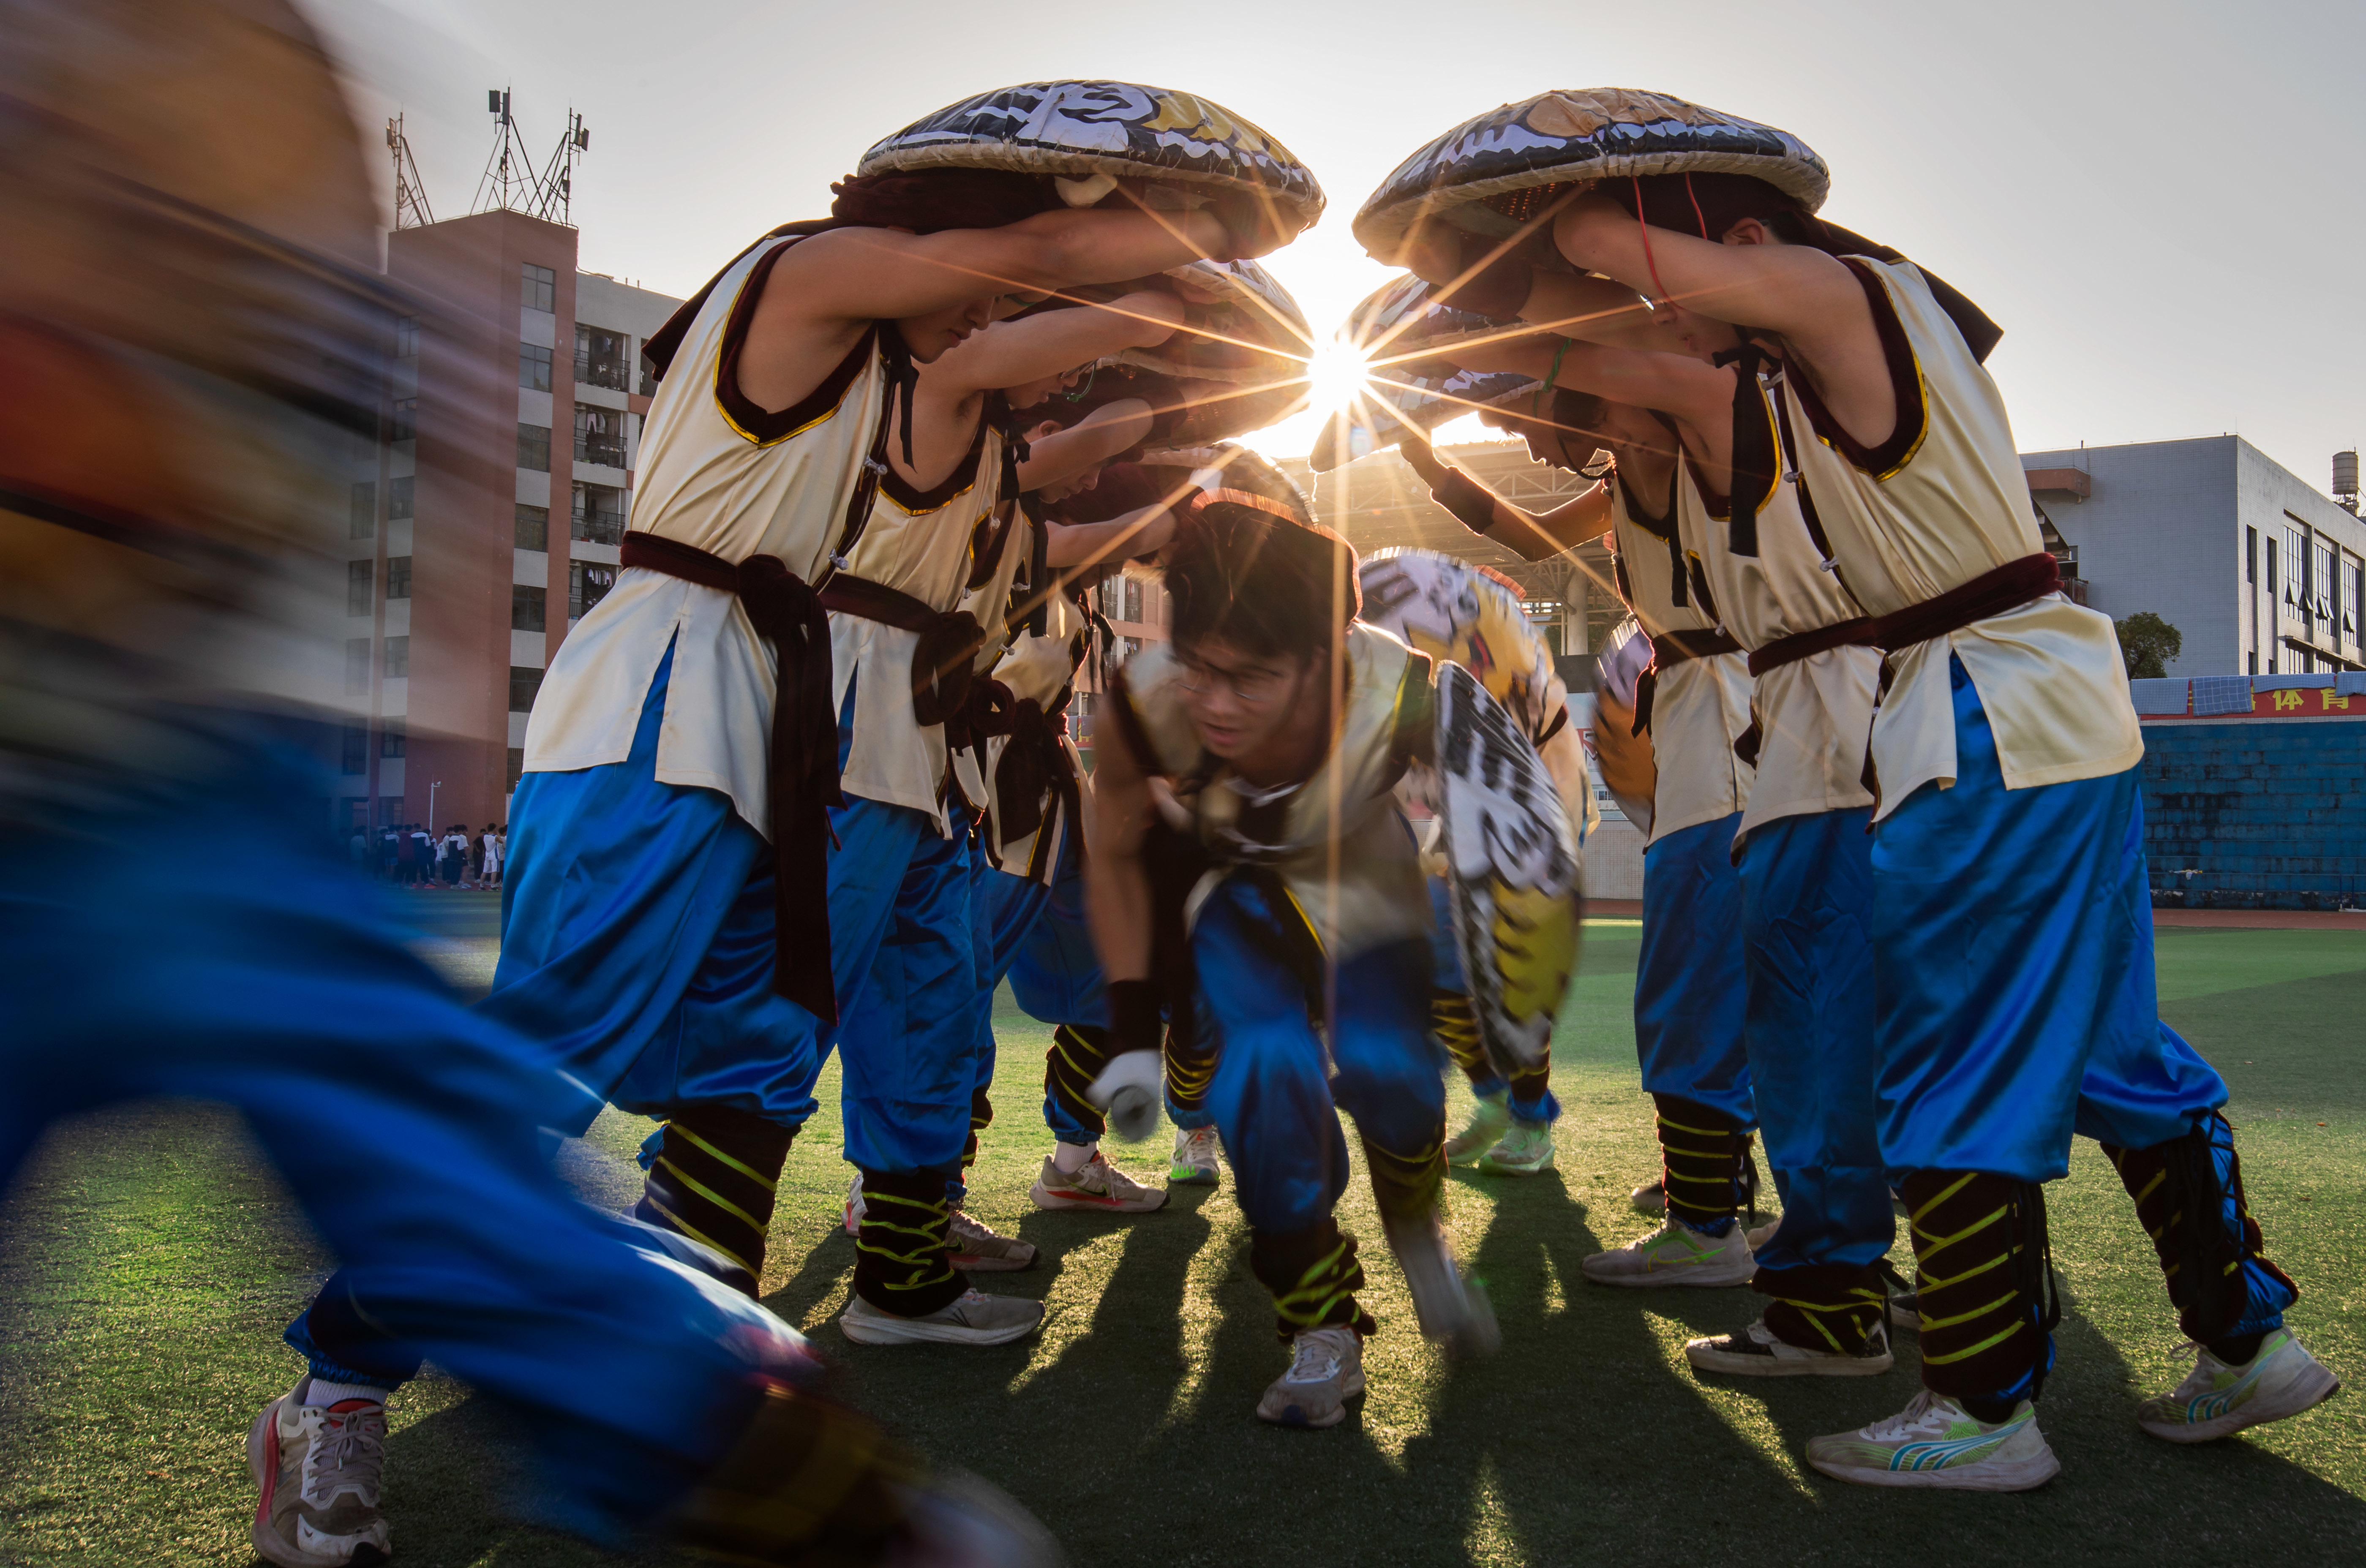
[1734,808,1893,1271]
[3,721,812,1545]
[1194,877,1441,1235]
[1635,812,1755,1128]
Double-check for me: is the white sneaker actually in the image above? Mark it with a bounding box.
[842,1171,864,1236]
[1169,1125,1222,1185]
[1745,1214,1781,1253]
[1686,1317,1894,1378]
[1444,1092,1511,1165]
[1255,1325,1366,1428]
[2138,1328,2340,1443]
[839,1289,1044,1347]
[1579,1217,1755,1288]
[1807,1389,2061,1491]
[1028,1151,1167,1213]
[947,1209,1036,1272]
[1383,1211,1500,1357]
[247,1382,392,1567]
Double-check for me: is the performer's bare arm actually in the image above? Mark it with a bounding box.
[1018,400,1155,491]
[1551,196,1897,449]
[1046,508,1175,568]
[1086,714,1155,985]
[740,209,1241,412]
[1394,228,1660,348]
[935,291,1185,396]
[1399,433,1614,562]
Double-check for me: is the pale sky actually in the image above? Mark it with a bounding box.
[325,0,2366,491]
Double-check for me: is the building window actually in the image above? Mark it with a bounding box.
[2245,526,2257,584]
[570,561,616,620]
[395,315,421,357]
[383,634,409,678]
[517,422,551,472]
[341,724,369,774]
[571,482,626,545]
[507,747,526,793]
[1123,577,1144,623]
[350,481,376,540]
[388,475,414,520]
[345,638,372,695]
[576,324,630,391]
[2346,561,2363,640]
[521,263,556,314]
[391,397,417,443]
[509,666,544,713]
[519,340,553,393]
[2283,523,2306,613]
[385,555,412,599]
[2248,651,2257,674]
[380,719,405,758]
[515,503,549,550]
[2314,540,2336,629]
[513,583,546,632]
[347,559,373,615]
[638,350,659,397]
[573,405,626,468]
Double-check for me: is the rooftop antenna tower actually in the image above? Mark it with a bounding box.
[472,88,542,216]
[386,114,435,229]
[533,110,591,227]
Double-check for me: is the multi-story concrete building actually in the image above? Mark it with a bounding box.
[332,207,680,833]
[2020,436,2366,678]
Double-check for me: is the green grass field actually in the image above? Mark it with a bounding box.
[3,900,2362,1567]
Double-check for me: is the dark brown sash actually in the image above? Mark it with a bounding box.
[816,574,984,727]
[1631,629,1744,737]
[1869,553,2060,652]
[1747,617,1880,678]
[618,531,841,1021]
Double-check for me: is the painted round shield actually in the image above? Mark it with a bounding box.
[1589,615,1657,833]
[1433,660,1582,1076]
[860,81,1324,231]
[1353,88,1828,257]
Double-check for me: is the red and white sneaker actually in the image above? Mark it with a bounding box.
[247,1381,392,1566]
[1028,1151,1167,1213]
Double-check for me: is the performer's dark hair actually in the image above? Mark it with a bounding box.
[828,169,1060,234]
[1164,501,1357,662]
[1594,172,1818,245]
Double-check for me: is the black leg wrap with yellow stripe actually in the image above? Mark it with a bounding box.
[635,1107,794,1293]
[1654,1094,1752,1231]
[1754,1262,1888,1356]
[1431,989,1489,1087]
[1902,1170,2060,1404]
[1250,1218,1377,1342]
[2103,1112,2295,1345]
[1164,1017,1215,1120]
[1362,1126,1446,1226]
[853,1167,968,1318]
[1045,1023,1114,1141]
[676,1378,921,1563]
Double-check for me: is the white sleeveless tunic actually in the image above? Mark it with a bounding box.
[1605,466,1755,846]
[1779,257,2140,819]
[1673,372,1879,846]
[972,568,1093,883]
[1121,624,1433,960]
[827,419,1009,827]
[523,235,892,838]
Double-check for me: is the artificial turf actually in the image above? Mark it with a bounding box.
[2,901,2361,1566]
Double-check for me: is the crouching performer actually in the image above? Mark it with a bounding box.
[1088,490,1501,1428]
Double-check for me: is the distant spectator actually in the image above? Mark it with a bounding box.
[409,824,434,887]
[348,827,368,868]
[481,823,502,889]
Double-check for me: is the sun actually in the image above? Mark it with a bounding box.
[1305,338,1372,419]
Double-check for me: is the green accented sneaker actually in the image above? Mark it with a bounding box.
[1444,1092,1511,1166]
[1807,1390,2061,1491]
[1169,1125,1222,1185]
[1476,1122,1556,1176]
[1578,1217,1755,1288]
[2138,1328,2339,1443]
[1687,1317,1894,1378]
